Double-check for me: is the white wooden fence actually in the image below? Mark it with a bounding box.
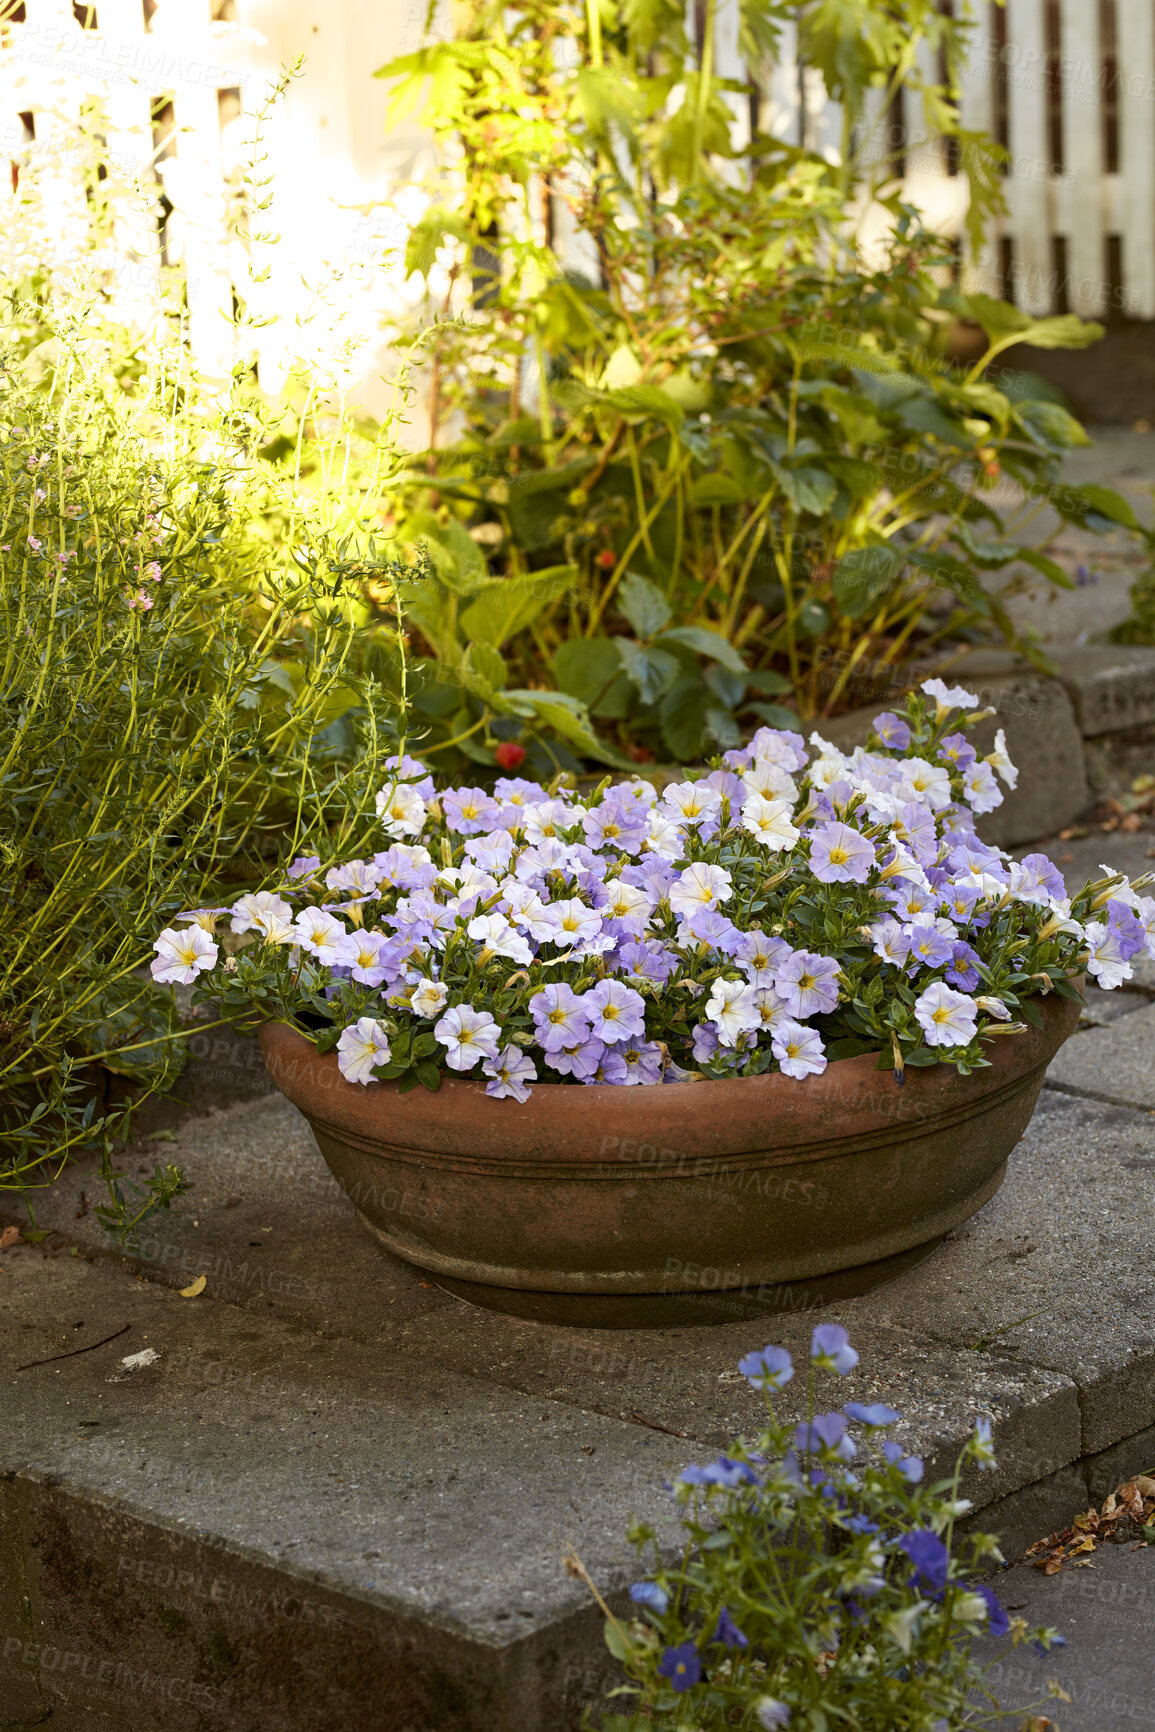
[0,0,1149,410]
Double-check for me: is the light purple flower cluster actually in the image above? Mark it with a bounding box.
[151,686,1155,1101]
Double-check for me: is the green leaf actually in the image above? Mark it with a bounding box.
[909,549,991,615]
[602,1618,631,1663]
[689,471,746,506]
[618,571,671,639]
[660,674,710,760]
[772,463,839,515]
[832,544,905,618]
[965,293,1035,340]
[553,636,634,718]
[1012,400,1091,454]
[504,689,635,768]
[616,639,681,705]
[461,641,508,694]
[459,565,575,647]
[658,624,746,673]
[968,293,1104,354]
[1016,548,1075,591]
[1071,484,1139,530]
[405,511,490,593]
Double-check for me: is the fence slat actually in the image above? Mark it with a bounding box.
[1002,0,1054,314]
[1058,0,1105,316]
[1116,0,1155,318]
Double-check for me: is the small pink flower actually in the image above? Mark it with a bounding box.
[143,561,162,581]
[26,536,41,551]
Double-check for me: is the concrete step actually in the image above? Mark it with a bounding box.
[4,1000,1155,1730]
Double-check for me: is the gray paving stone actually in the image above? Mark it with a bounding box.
[1047,1001,1155,1110]
[1077,987,1151,1026]
[1049,644,1155,738]
[0,1248,681,1732]
[975,1546,1155,1732]
[846,1090,1155,1456]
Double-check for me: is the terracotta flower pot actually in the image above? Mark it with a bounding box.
[259,991,1080,1329]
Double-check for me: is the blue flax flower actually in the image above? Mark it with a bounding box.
[680,1455,758,1489]
[974,1583,1008,1636]
[882,1439,924,1482]
[629,1581,668,1615]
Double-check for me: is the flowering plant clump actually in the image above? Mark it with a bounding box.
[154,679,1155,1098]
[589,1328,1066,1730]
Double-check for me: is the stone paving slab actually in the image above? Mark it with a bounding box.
[845,1088,1155,1457]
[1046,1001,1155,1110]
[975,1544,1155,1731]
[0,1249,681,1732]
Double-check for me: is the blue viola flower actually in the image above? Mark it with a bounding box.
[844,1401,900,1427]
[899,1528,950,1595]
[657,1641,701,1692]
[712,1606,749,1648]
[738,1344,794,1391]
[811,1324,859,1374]
[882,1439,924,1482]
[974,1582,1008,1636]
[756,1699,792,1729]
[845,1514,879,1535]
[629,1581,668,1615]
[794,1412,855,1459]
[679,1455,758,1489]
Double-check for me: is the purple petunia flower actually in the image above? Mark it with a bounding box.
[905,912,958,970]
[811,1324,859,1374]
[441,786,500,835]
[899,1528,950,1595]
[616,1039,663,1085]
[1107,897,1148,961]
[584,978,646,1045]
[585,1048,630,1086]
[657,1641,701,1692]
[547,1037,605,1081]
[872,711,912,750]
[945,939,982,991]
[530,983,593,1052]
[775,950,840,1018]
[614,938,677,984]
[808,821,876,885]
[738,1345,794,1391]
[712,1606,749,1649]
[680,905,745,955]
[691,1022,720,1064]
[937,730,977,772]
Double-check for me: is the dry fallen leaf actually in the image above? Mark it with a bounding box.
[0,1226,20,1250]
[179,1274,207,1298]
[1135,1475,1155,1498]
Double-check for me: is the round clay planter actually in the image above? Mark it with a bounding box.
[259,991,1080,1329]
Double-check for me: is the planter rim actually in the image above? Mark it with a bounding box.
[258,989,1078,1174]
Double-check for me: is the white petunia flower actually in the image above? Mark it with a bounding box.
[410,977,450,1018]
[336,1018,392,1085]
[601,878,654,932]
[741,793,800,852]
[669,861,733,916]
[548,898,603,946]
[962,760,1002,814]
[897,758,952,811]
[151,924,218,984]
[985,727,1018,789]
[704,977,760,1047]
[661,781,722,825]
[293,906,349,966]
[921,676,980,715]
[433,1004,502,1070]
[466,912,533,964]
[229,891,295,943]
[643,810,686,860]
[376,782,426,838]
[914,981,978,1047]
[742,759,798,801]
